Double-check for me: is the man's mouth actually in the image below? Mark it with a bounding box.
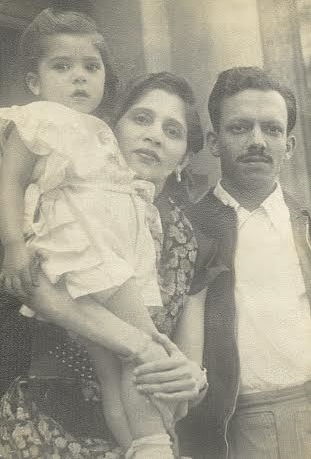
[134,148,160,163]
[238,154,272,164]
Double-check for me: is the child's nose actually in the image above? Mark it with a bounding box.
[72,66,87,83]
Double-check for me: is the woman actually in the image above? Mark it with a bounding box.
[0,72,207,458]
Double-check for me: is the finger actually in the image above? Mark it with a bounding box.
[137,378,196,394]
[135,367,191,384]
[153,390,199,401]
[134,358,187,376]
[30,257,41,287]
[12,276,27,299]
[20,268,33,295]
[152,333,180,355]
[4,275,15,296]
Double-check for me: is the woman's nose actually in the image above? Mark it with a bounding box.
[144,123,163,146]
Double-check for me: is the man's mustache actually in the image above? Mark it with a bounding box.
[237,148,273,164]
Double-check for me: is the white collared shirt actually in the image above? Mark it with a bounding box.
[214,181,311,393]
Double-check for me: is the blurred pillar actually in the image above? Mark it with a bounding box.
[139,0,172,72]
[258,0,311,204]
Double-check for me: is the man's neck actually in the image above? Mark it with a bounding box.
[220,179,277,212]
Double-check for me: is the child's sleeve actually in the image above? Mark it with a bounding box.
[0,102,68,158]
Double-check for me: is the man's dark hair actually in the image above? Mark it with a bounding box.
[208,66,297,134]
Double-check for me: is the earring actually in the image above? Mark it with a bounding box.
[175,165,182,183]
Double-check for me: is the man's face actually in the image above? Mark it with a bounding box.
[212,89,295,192]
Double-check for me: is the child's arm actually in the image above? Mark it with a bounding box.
[0,127,38,297]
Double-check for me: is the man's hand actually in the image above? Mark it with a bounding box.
[0,241,40,299]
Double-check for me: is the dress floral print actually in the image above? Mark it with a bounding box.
[0,198,197,458]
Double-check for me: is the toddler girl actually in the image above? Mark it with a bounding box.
[0,7,178,458]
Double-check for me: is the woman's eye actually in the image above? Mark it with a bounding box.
[133,113,151,125]
[165,124,183,139]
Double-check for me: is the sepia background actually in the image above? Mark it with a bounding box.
[0,0,311,204]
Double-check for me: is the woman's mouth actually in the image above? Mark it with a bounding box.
[134,149,160,164]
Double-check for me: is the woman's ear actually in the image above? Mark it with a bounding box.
[206,131,219,157]
[179,150,194,171]
[285,135,296,160]
[25,72,41,96]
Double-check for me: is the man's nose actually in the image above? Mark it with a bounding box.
[250,124,266,148]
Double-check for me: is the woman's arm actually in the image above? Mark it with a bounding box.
[133,288,208,401]
[173,288,206,365]
[27,272,165,360]
[0,128,38,297]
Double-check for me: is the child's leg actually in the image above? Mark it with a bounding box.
[92,287,176,457]
[87,340,174,458]
[85,341,133,451]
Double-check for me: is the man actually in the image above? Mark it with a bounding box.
[178,67,311,459]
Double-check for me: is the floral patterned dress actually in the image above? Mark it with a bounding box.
[0,196,197,459]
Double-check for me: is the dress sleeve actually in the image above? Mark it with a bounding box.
[0,101,70,157]
[188,226,221,295]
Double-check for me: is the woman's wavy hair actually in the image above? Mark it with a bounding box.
[113,72,204,156]
[19,5,119,118]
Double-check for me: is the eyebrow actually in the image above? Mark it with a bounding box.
[48,55,102,61]
[130,107,186,129]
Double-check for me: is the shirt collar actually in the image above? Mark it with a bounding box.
[214,180,290,230]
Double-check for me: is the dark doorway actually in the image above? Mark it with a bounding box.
[0,26,28,107]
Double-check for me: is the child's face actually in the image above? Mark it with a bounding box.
[27,33,106,114]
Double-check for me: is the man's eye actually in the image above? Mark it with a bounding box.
[265,125,283,135]
[86,62,101,72]
[53,63,70,71]
[230,125,247,134]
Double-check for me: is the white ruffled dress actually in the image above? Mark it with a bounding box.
[0,101,163,307]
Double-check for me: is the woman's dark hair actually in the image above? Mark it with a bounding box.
[113,72,204,155]
[208,66,297,134]
[19,7,118,117]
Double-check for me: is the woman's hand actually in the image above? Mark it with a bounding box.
[0,241,40,299]
[133,332,208,402]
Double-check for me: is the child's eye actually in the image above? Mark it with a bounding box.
[53,62,70,71]
[86,62,102,72]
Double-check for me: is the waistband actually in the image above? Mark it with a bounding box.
[236,380,311,410]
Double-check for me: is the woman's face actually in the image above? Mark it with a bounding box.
[114,89,188,188]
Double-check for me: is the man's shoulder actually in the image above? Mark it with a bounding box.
[184,188,236,236]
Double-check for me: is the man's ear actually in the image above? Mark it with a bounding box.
[25,72,41,96]
[206,131,219,157]
[285,135,296,160]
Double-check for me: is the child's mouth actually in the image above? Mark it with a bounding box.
[71,90,89,99]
